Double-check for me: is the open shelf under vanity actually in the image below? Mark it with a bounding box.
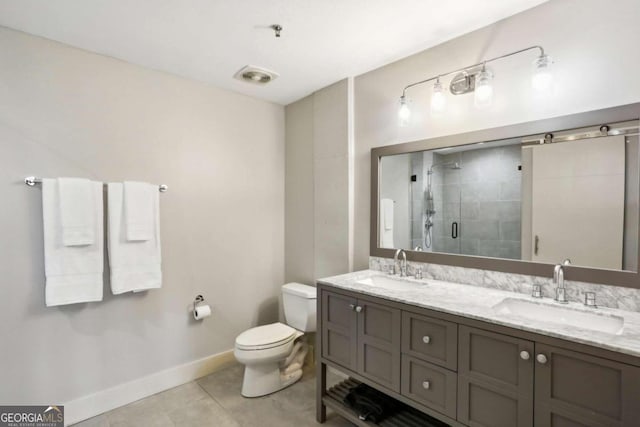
[324,378,449,427]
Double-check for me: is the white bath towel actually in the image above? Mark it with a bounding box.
[58,177,95,246]
[42,179,104,306]
[380,198,394,248]
[123,181,155,241]
[108,183,162,294]
[382,198,394,230]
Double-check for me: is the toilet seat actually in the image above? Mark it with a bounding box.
[235,322,297,351]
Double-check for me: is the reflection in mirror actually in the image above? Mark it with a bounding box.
[379,122,639,272]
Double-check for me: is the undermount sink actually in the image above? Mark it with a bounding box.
[356,275,421,291]
[492,298,625,335]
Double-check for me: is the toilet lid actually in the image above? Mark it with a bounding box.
[235,322,296,350]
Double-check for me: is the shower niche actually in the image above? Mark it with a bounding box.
[375,104,640,281]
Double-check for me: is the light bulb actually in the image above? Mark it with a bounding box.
[430,79,446,116]
[474,67,493,109]
[532,54,553,95]
[398,96,411,127]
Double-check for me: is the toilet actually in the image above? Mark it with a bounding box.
[234,283,316,397]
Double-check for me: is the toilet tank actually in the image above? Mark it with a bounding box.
[282,283,317,332]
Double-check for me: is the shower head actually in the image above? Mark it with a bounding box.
[428,161,462,174]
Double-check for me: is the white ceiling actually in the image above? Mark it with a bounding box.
[0,0,548,105]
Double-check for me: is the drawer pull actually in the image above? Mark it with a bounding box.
[520,351,530,360]
[422,336,431,344]
[536,354,548,364]
[422,381,431,390]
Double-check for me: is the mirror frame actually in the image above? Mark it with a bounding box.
[371,103,640,288]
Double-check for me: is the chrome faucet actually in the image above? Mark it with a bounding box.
[393,249,407,277]
[553,259,571,304]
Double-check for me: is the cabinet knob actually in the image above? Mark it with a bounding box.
[355,306,363,313]
[536,354,548,364]
[520,351,530,360]
[422,381,430,390]
[349,304,356,311]
[422,336,431,344]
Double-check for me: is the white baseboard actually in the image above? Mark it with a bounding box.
[64,349,236,426]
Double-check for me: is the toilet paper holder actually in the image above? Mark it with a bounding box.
[193,295,205,312]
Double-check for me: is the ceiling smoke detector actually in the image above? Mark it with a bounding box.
[234,65,279,85]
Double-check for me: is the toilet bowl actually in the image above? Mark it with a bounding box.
[234,283,316,397]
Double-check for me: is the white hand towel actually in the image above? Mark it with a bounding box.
[380,199,394,248]
[123,181,155,241]
[108,183,162,294]
[58,177,95,246]
[42,179,104,306]
[382,198,394,230]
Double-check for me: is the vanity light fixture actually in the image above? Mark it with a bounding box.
[430,77,446,115]
[398,95,411,127]
[398,45,552,126]
[474,63,493,109]
[532,53,554,94]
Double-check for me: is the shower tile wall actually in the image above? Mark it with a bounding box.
[433,145,522,260]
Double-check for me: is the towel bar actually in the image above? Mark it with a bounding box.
[24,176,168,192]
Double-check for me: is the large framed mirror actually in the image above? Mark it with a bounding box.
[371,103,640,288]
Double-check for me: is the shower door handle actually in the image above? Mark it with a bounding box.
[451,222,458,239]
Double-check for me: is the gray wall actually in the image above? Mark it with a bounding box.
[0,27,285,404]
[285,79,350,283]
[353,0,640,269]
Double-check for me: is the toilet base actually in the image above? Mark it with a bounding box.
[240,363,303,397]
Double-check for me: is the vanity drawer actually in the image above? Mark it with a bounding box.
[402,311,457,370]
[401,355,457,419]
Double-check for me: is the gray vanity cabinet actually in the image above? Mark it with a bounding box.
[317,284,640,427]
[457,326,534,427]
[321,290,401,391]
[534,343,640,427]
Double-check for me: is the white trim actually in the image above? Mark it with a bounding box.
[64,349,236,426]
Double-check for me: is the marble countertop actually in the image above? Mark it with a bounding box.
[318,270,640,359]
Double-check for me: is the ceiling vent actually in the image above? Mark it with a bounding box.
[234,65,279,85]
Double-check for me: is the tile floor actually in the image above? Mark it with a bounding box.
[73,363,353,427]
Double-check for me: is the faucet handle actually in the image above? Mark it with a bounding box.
[388,264,396,275]
[584,292,597,308]
[531,284,543,298]
[415,266,423,280]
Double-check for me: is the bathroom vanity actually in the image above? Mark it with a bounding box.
[316,104,640,426]
[315,271,640,427]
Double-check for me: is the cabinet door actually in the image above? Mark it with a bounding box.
[356,298,401,392]
[321,290,358,371]
[534,343,640,427]
[458,326,534,427]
